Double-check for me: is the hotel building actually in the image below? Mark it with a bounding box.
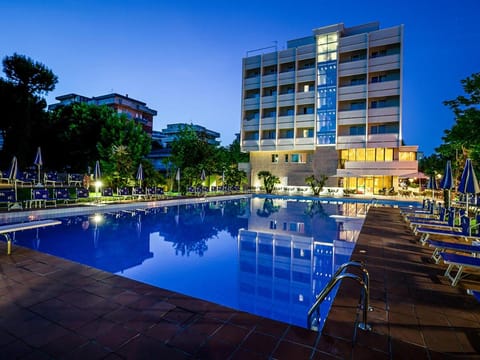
[49,93,157,135]
[240,22,418,195]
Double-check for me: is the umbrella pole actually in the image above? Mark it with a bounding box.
[37,164,41,185]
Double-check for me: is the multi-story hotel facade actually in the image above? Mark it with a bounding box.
[240,22,418,195]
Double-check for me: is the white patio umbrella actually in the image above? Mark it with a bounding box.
[175,168,181,192]
[136,163,144,187]
[33,146,43,185]
[94,160,102,198]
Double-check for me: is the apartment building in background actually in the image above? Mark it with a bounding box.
[148,123,221,171]
[240,22,418,195]
[49,93,157,135]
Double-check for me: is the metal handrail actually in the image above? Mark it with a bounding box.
[307,261,371,331]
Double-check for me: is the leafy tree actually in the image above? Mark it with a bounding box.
[438,72,480,166]
[305,174,328,195]
[257,170,280,194]
[0,53,57,165]
[46,103,114,171]
[169,125,217,193]
[97,114,151,187]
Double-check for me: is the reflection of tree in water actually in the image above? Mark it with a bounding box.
[256,198,280,217]
[304,201,328,219]
[139,200,249,257]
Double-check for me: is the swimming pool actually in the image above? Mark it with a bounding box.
[9,195,417,330]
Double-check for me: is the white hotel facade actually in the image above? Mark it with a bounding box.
[240,22,418,195]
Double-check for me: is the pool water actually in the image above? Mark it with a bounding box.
[12,196,377,329]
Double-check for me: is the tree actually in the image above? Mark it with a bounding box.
[169,125,217,192]
[97,114,151,187]
[257,170,280,194]
[0,53,57,165]
[438,72,480,166]
[305,174,328,195]
[46,103,114,171]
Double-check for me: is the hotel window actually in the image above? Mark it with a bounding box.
[272,154,279,163]
[399,152,416,161]
[291,154,306,163]
[385,148,394,161]
[349,125,365,136]
[285,154,289,162]
[376,148,385,161]
[366,148,375,161]
[262,130,276,139]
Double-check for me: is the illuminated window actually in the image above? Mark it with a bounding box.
[356,148,366,161]
[385,148,393,161]
[376,148,385,161]
[272,154,279,163]
[366,148,375,161]
[399,152,416,161]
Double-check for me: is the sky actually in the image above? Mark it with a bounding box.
[1,0,479,155]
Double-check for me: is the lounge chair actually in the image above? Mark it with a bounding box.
[30,188,56,208]
[44,172,63,186]
[68,173,83,187]
[416,216,477,245]
[440,252,480,286]
[0,189,22,211]
[409,208,457,235]
[117,187,131,200]
[426,239,480,263]
[75,187,90,202]
[54,188,75,204]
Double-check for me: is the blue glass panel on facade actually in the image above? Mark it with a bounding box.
[316,61,337,145]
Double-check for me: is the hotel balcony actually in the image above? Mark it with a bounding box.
[368,80,400,98]
[260,117,276,128]
[368,107,400,123]
[367,133,399,147]
[242,140,259,151]
[242,118,259,130]
[338,109,366,122]
[295,114,315,127]
[338,84,367,102]
[368,54,400,72]
[278,71,295,84]
[244,77,260,90]
[369,26,401,47]
[261,96,277,107]
[336,135,366,149]
[278,116,294,129]
[296,68,316,82]
[262,74,277,87]
[243,97,260,107]
[260,139,276,149]
[296,92,315,104]
[278,93,295,106]
[338,33,368,53]
[277,139,294,147]
[295,138,315,147]
[338,59,367,77]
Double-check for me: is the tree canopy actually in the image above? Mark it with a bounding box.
[0,53,57,165]
[420,72,480,178]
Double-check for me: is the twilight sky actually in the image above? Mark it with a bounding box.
[1,0,478,155]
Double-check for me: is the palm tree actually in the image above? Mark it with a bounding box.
[257,170,280,194]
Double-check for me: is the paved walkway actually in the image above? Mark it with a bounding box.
[0,207,478,358]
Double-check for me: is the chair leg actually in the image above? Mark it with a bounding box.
[444,264,464,286]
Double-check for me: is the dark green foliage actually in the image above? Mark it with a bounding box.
[257,170,280,194]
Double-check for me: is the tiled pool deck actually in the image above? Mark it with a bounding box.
[0,206,479,359]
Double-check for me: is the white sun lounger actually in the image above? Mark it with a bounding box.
[440,252,480,286]
[0,220,62,255]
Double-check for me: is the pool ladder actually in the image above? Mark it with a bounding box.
[307,261,372,332]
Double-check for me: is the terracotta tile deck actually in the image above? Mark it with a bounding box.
[0,206,479,359]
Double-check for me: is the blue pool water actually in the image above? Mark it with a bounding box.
[10,195,416,329]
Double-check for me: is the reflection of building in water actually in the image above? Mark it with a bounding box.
[238,197,366,328]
